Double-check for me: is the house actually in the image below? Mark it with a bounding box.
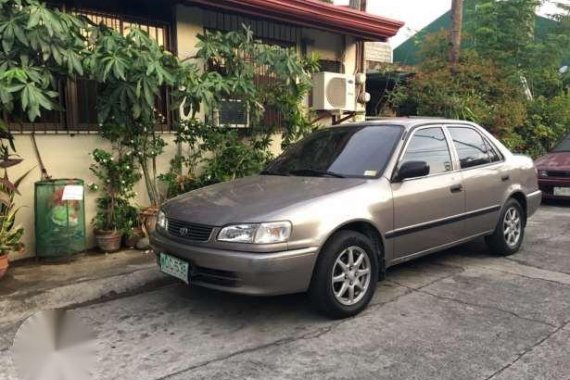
[7,0,403,260]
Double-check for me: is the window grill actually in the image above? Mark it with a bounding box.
[7,8,173,134]
[203,9,301,46]
[204,10,300,130]
[318,60,345,74]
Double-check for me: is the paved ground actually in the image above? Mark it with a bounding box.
[0,250,168,325]
[1,204,569,380]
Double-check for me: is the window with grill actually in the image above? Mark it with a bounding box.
[204,10,300,129]
[318,60,345,74]
[8,9,172,134]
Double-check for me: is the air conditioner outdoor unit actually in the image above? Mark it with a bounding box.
[312,72,357,112]
[212,99,249,128]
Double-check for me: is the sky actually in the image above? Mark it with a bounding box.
[334,0,570,47]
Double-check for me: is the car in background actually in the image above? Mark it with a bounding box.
[535,133,570,200]
[152,119,541,318]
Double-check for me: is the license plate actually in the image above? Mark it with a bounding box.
[554,187,570,196]
[159,253,189,284]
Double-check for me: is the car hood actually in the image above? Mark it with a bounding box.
[535,152,570,170]
[163,175,367,226]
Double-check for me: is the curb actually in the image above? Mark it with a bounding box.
[0,265,174,326]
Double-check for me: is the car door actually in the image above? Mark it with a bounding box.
[389,126,465,259]
[446,126,508,236]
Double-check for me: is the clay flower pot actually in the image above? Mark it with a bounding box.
[124,227,145,249]
[139,207,159,236]
[94,230,122,253]
[0,254,8,280]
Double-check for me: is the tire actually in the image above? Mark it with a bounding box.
[485,198,525,256]
[309,231,379,319]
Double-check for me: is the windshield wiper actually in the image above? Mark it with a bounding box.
[288,169,346,178]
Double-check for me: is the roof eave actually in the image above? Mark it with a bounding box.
[185,0,404,41]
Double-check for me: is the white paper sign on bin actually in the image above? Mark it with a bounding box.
[62,185,84,201]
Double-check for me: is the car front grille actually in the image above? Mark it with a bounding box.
[167,219,214,242]
[546,170,570,178]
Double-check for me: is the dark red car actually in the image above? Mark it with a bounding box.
[535,133,570,200]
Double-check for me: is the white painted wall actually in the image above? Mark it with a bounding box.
[8,134,178,261]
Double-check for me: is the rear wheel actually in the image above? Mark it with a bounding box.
[485,198,525,256]
[309,231,379,319]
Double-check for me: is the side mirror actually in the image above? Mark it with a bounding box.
[394,161,430,181]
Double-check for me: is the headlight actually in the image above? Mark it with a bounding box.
[538,170,548,177]
[217,222,292,244]
[217,224,258,243]
[254,222,292,244]
[157,210,167,230]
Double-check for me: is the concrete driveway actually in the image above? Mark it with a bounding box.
[1,204,569,380]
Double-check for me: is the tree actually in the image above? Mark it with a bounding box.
[0,0,87,126]
[465,0,542,81]
[87,26,179,207]
[449,0,464,67]
[391,0,570,157]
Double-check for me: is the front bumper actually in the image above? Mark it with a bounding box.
[538,178,570,200]
[150,232,319,296]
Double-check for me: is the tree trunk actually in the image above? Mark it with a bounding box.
[449,0,464,67]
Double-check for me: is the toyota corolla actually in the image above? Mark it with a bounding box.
[151,118,541,318]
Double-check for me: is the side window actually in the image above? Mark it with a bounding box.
[449,127,491,169]
[401,127,453,176]
[484,138,503,163]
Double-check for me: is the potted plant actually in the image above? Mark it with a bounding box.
[0,127,30,279]
[89,149,140,253]
[122,202,144,249]
[0,213,25,279]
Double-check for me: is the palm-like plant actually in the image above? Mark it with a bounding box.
[0,126,31,258]
[87,26,177,208]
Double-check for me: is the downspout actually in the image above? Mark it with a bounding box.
[352,0,367,121]
[358,0,367,74]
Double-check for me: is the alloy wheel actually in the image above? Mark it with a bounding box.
[503,207,522,248]
[331,246,371,306]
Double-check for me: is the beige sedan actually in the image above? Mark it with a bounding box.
[151,118,541,318]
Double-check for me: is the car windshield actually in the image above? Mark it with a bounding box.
[552,135,570,152]
[263,125,403,178]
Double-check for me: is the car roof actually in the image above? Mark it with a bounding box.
[335,117,477,131]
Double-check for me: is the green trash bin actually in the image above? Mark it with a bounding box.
[35,179,86,259]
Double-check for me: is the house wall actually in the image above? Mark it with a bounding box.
[8,3,364,261]
[8,134,179,261]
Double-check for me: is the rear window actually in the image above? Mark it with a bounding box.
[448,127,492,168]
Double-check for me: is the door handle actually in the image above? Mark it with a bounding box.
[450,184,463,193]
[501,174,510,181]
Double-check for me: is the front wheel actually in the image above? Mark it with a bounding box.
[485,198,525,256]
[309,231,379,319]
